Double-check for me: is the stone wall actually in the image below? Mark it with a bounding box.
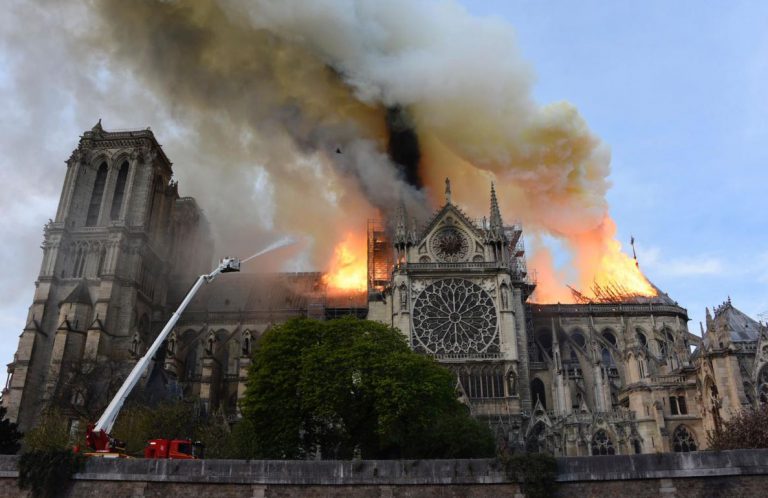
[3,449,768,497]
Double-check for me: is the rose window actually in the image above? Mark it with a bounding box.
[431,228,469,262]
[411,278,498,355]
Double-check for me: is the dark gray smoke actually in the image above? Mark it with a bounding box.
[386,106,422,189]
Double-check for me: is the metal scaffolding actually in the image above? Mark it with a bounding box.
[367,219,392,293]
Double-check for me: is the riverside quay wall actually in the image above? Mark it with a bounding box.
[1,450,768,497]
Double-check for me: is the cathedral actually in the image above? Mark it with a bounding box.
[3,124,767,457]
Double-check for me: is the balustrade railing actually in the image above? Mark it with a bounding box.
[529,302,688,316]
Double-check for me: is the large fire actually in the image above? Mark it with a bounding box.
[323,232,368,294]
[531,216,658,303]
[323,216,657,304]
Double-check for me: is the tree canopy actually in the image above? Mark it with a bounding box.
[708,404,768,450]
[111,400,233,457]
[0,406,22,454]
[239,317,495,459]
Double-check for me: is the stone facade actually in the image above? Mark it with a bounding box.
[2,123,213,431]
[4,451,768,497]
[3,126,766,458]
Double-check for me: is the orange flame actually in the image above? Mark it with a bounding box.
[323,232,367,293]
[532,216,657,303]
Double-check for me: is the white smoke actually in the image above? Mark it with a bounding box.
[3,0,639,305]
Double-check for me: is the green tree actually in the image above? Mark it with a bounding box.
[0,406,22,454]
[22,408,71,452]
[239,317,495,459]
[111,400,203,455]
[111,399,236,458]
[708,404,768,450]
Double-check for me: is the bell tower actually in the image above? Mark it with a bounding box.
[4,122,211,430]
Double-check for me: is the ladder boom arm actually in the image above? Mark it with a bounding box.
[93,258,237,434]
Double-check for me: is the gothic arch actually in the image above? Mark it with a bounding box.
[601,347,616,367]
[635,327,649,351]
[531,377,547,410]
[662,327,676,344]
[184,339,203,381]
[72,245,86,278]
[672,425,698,452]
[227,340,240,375]
[534,329,553,361]
[147,174,165,231]
[242,329,253,356]
[457,364,505,399]
[656,338,669,359]
[110,151,133,169]
[525,421,549,453]
[86,162,108,226]
[110,160,130,220]
[590,429,616,455]
[570,328,587,349]
[97,245,107,277]
[601,328,618,347]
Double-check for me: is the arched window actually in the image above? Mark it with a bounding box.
[591,430,615,455]
[531,378,547,409]
[86,162,108,226]
[601,348,616,368]
[97,246,106,277]
[242,330,253,356]
[569,347,579,362]
[657,339,668,358]
[536,330,553,359]
[526,422,547,453]
[110,161,129,220]
[602,330,617,346]
[636,329,648,349]
[148,175,164,231]
[228,341,241,375]
[572,391,583,410]
[185,343,202,380]
[672,426,697,452]
[571,330,586,349]
[459,366,505,399]
[72,247,85,278]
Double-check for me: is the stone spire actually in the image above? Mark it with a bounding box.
[445,177,452,205]
[394,199,408,246]
[409,217,419,246]
[489,182,503,229]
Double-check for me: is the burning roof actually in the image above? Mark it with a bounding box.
[567,279,676,306]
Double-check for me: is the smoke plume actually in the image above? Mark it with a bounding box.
[65,0,648,299]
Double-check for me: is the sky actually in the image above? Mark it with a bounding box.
[0,1,767,373]
[459,0,768,328]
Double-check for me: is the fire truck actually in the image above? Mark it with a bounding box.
[83,256,242,458]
